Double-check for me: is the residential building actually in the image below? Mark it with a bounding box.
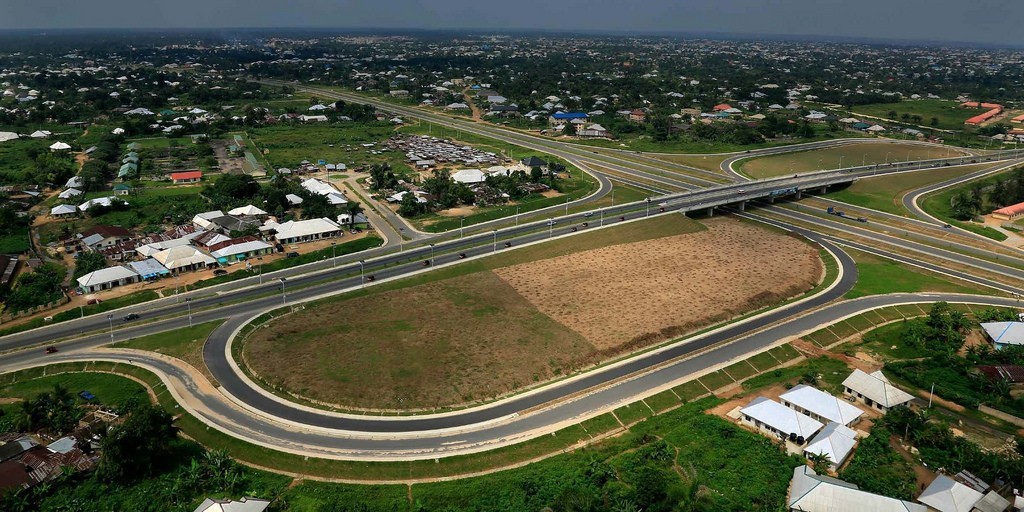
[779,384,864,427]
[803,422,858,470]
[980,322,1024,350]
[270,218,344,244]
[208,237,274,263]
[128,258,170,280]
[78,196,124,212]
[192,210,226,230]
[451,168,486,185]
[991,203,1024,221]
[58,188,82,200]
[192,497,271,512]
[79,225,133,250]
[152,245,217,273]
[917,474,985,512]
[841,369,915,412]
[227,205,269,217]
[739,397,823,444]
[547,112,588,125]
[787,465,927,512]
[170,170,203,184]
[76,265,140,293]
[50,204,78,217]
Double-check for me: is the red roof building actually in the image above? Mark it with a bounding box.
[992,202,1024,221]
[170,170,203,184]
[712,103,733,112]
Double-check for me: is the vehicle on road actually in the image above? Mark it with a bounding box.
[422,260,431,266]
[737,189,746,194]
[571,227,578,232]
[546,220,557,226]
[458,253,467,259]
[366,275,375,282]
[44,346,58,354]
[504,241,512,247]
[584,212,593,218]
[124,313,140,322]
[582,222,589,227]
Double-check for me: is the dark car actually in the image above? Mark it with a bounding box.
[124,313,140,322]
[286,251,300,258]
[213,269,228,276]
[366,275,376,282]
[45,346,58,354]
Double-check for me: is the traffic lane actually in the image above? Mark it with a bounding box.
[761,206,1024,282]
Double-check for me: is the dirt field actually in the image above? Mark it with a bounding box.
[242,217,823,410]
[494,218,822,351]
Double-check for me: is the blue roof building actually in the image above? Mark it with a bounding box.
[550,112,589,120]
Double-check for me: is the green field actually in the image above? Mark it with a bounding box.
[824,163,992,215]
[0,372,148,410]
[850,99,987,131]
[845,248,994,298]
[738,142,962,179]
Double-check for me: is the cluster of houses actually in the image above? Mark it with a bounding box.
[69,185,367,294]
[384,134,502,168]
[0,410,114,496]
[732,366,1021,512]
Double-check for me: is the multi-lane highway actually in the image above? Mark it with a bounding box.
[3,81,1024,462]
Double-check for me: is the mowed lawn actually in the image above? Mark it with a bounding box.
[0,373,148,409]
[242,215,706,410]
[845,248,994,299]
[739,142,963,179]
[824,163,993,215]
[850,99,987,131]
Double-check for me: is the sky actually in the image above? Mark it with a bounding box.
[4,0,1024,47]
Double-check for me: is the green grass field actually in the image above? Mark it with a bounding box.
[845,247,994,298]
[0,372,147,409]
[738,142,962,179]
[850,99,986,131]
[247,123,406,171]
[824,163,992,215]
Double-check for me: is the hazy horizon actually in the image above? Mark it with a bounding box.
[4,0,1024,47]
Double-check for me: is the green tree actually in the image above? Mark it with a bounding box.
[97,405,178,483]
[73,251,108,280]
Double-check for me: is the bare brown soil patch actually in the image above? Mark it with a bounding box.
[493,218,822,351]
[243,271,594,409]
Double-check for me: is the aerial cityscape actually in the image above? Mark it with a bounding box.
[1,1,1024,511]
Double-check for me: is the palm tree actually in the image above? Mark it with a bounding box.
[807,451,833,470]
[344,201,365,226]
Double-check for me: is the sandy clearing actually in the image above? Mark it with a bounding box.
[493,218,823,351]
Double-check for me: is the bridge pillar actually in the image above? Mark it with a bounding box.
[706,207,714,217]
[795,190,802,200]
[819,186,828,194]
[737,201,746,211]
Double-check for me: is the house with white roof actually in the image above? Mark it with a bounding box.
[65,176,84,189]
[78,196,123,212]
[208,237,274,263]
[50,204,78,217]
[780,384,864,427]
[192,210,225,230]
[49,141,72,151]
[739,397,823,444]
[128,258,169,280]
[451,169,486,185]
[979,321,1024,350]
[787,465,927,512]
[76,266,140,293]
[227,205,268,217]
[152,245,216,273]
[270,218,343,245]
[285,193,303,206]
[841,369,915,413]
[192,497,271,512]
[803,422,858,470]
[58,188,83,200]
[917,474,985,512]
[301,178,347,205]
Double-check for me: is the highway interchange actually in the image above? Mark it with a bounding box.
[3,82,1024,462]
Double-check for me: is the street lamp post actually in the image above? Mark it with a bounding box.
[399,227,405,252]
[885,152,891,164]
[839,155,844,169]
[279,277,287,306]
[600,207,604,226]
[460,217,464,238]
[515,205,520,227]
[358,260,365,287]
[646,197,651,217]
[185,298,193,328]
[331,242,337,268]
[257,257,263,285]
[106,314,114,341]
[548,218,554,238]
[429,243,435,265]
[492,230,497,253]
[564,196,569,217]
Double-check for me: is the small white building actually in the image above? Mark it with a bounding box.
[841,369,915,413]
[979,321,1024,350]
[779,384,864,427]
[270,218,343,245]
[739,397,823,444]
[76,266,140,293]
[192,497,271,512]
[788,465,927,512]
[227,205,268,217]
[78,196,122,212]
[50,204,78,217]
[917,474,985,512]
[58,188,83,200]
[451,168,486,185]
[152,245,217,273]
[192,210,225,230]
[803,422,858,470]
